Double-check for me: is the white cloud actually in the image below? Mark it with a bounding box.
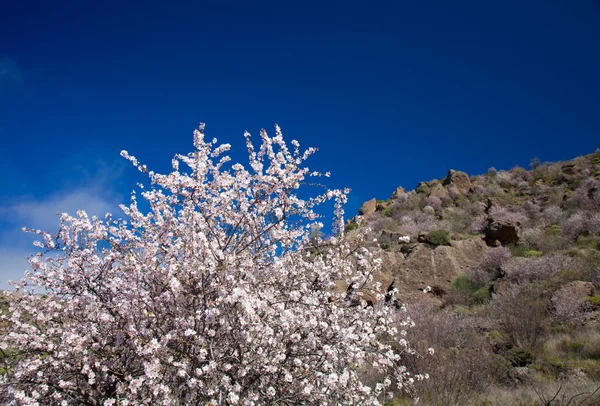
[7,189,119,232]
[0,247,33,291]
[0,187,123,291]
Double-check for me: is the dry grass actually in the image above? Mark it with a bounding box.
[480,380,600,406]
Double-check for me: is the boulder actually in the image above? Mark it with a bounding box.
[415,182,430,194]
[391,186,406,200]
[561,164,578,176]
[358,198,377,217]
[382,238,488,294]
[376,202,387,211]
[443,170,471,195]
[380,229,402,242]
[429,183,449,199]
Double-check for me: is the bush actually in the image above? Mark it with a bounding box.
[482,247,512,271]
[506,348,534,367]
[587,295,600,310]
[492,287,547,350]
[523,250,543,258]
[426,230,452,247]
[472,287,491,304]
[453,275,474,293]
[346,222,359,232]
[1,124,421,404]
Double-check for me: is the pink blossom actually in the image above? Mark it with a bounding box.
[2,124,421,404]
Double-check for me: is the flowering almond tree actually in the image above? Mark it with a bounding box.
[1,125,421,405]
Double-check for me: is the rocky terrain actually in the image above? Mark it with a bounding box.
[2,150,600,405]
[347,150,600,405]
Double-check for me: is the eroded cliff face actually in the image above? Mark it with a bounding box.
[336,237,489,305]
[383,238,488,292]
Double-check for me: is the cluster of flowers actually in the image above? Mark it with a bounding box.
[1,125,424,405]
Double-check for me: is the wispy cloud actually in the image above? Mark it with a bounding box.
[0,247,36,291]
[0,180,124,291]
[4,189,119,233]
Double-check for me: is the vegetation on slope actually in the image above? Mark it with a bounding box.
[351,150,600,405]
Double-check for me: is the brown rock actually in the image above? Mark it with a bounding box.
[485,218,519,246]
[383,238,488,294]
[429,183,449,199]
[358,198,377,217]
[443,170,472,195]
[561,164,578,176]
[380,229,402,242]
[391,186,406,200]
[415,182,430,194]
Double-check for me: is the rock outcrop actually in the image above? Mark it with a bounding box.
[358,198,377,217]
[428,183,449,199]
[485,218,519,246]
[379,238,488,296]
[443,169,471,195]
[391,186,406,200]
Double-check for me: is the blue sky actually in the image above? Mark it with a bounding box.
[1,0,599,289]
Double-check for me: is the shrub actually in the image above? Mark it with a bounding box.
[542,206,565,226]
[470,214,488,234]
[492,287,547,350]
[551,284,595,324]
[523,250,543,258]
[587,295,600,310]
[425,195,443,213]
[562,213,586,240]
[453,275,474,293]
[482,247,512,271]
[423,205,435,215]
[345,222,359,232]
[426,230,451,247]
[468,268,494,290]
[489,205,527,225]
[1,124,421,404]
[506,348,534,367]
[505,253,573,284]
[472,287,491,304]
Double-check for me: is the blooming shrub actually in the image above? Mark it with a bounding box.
[505,254,573,284]
[542,206,565,226]
[481,247,512,271]
[488,205,527,225]
[1,125,421,405]
[569,179,600,210]
[470,214,488,234]
[424,196,442,213]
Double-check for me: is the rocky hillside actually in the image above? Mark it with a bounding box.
[348,150,600,405]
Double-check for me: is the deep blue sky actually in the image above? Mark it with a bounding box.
[1,0,599,288]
